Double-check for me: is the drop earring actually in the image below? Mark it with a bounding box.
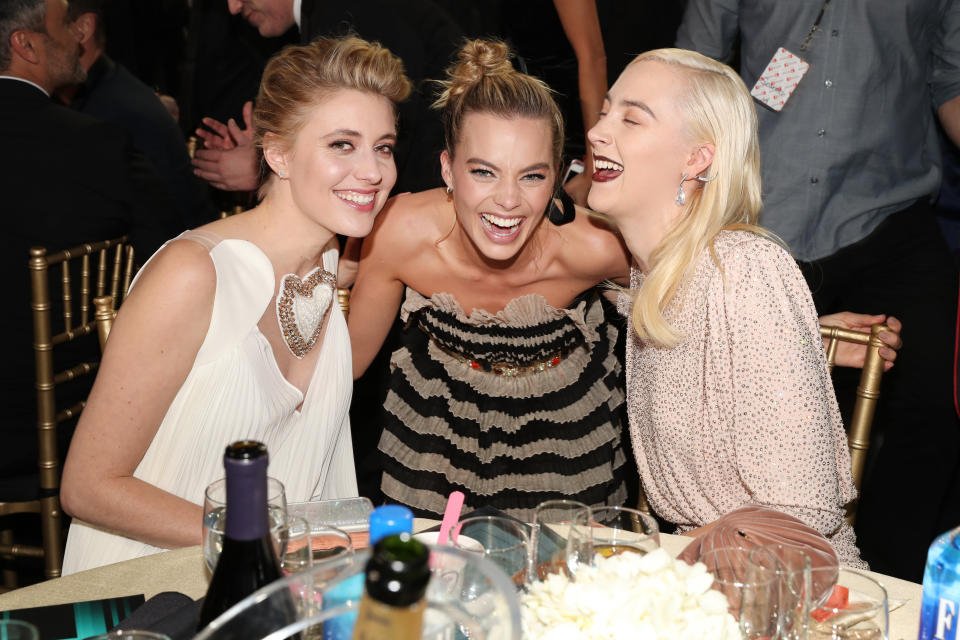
[674,173,688,207]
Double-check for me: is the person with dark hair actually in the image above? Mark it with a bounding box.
[192,0,461,195]
[60,0,215,229]
[0,0,181,497]
[60,36,411,574]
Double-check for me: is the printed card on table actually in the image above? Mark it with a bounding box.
[751,47,810,112]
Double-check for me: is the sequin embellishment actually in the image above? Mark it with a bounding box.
[275,266,337,359]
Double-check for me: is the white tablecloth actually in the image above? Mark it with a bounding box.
[0,522,923,639]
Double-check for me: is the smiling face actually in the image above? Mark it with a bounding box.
[265,89,398,238]
[441,112,556,262]
[587,60,695,224]
[226,0,295,37]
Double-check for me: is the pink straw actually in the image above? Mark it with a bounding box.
[437,490,465,546]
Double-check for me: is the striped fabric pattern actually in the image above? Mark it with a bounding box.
[378,288,629,521]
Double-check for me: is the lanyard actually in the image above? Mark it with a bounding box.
[799,0,833,51]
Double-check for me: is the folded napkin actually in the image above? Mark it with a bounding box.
[116,592,201,640]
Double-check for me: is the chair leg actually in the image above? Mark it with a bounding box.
[0,529,18,590]
[39,496,63,580]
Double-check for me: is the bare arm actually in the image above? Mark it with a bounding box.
[940,95,960,149]
[61,241,215,549]
[348,210,407,379]
[553,0,607,204]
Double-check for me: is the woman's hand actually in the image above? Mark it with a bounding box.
[819,312,902,371]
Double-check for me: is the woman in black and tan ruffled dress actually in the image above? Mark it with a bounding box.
[348,39,632,521]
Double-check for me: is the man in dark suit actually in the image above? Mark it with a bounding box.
[0,0,182,489]
[60,0,215,229]
[193,0,461,195]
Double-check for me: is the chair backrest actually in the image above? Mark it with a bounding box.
[819,323,887,518]
[25,237,134,579]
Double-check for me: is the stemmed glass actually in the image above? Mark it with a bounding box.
[806,568,889,640]
[699,546,779,639]
[530,500,592,581]
[449,515,531,589]
[749,545,812,640]
[202,476,288,573]
[588,506,660,557]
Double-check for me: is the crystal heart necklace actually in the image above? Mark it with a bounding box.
[275,266,337,359]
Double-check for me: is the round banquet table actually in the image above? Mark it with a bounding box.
[0,522,924,639]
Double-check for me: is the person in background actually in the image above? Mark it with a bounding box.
[677,0,960,581]
[0,0,182,501]
[588,48,869,566]
[60,0,215,229]
[60,36,410,574]
[193,0,461,195]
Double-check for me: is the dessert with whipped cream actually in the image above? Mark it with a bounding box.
[521,548,742,640]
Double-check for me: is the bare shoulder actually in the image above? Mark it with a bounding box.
[361,188,449,259]
[555,206,631,280]
[128,237,216,309]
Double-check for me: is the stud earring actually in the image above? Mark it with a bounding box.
[278,169,287,179]
[674,173,688,207]
[446,185,453,195]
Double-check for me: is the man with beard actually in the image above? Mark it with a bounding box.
[0,0,181,506]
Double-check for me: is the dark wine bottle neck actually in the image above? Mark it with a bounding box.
[224,455,270,541]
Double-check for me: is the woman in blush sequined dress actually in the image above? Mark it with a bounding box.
[59,38,411,574]
[586,49,882,566]
[348,39,634,521]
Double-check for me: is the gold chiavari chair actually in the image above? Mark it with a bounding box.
[0,237,134,587]
[820,323,888,524]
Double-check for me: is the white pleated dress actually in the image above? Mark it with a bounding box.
[62,230,358,575]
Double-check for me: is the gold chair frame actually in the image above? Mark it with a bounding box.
[820,323,887,523]
[635,323,887,526]
[0,238,134,584]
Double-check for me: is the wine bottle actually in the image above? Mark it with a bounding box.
[197,441,295,633]
[351,532,430,640]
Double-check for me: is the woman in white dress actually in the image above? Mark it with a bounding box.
[60,37,411,574]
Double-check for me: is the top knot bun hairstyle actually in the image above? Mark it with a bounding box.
[434,39,565,180]
[253,36,413,197]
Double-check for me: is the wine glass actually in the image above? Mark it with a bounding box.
[700,546,779,638]
[449,515,531,589]
[531,500,592,581]
[749,544,813,640]
[202,476,287,573]
[588,506,659,558]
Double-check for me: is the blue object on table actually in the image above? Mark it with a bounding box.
[918,524,960,640]
[323,505,414,640]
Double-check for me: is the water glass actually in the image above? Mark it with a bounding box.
[202,476,287,573]
[807,568,889,640]
[0,620,38,640]
[588,506,660,558]
[449,515,531,589]
[276,516,312,575]
[748,545,812,640]
[307,524,353,564]
[531,500,592,580]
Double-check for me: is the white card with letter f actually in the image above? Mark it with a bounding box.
[751,47,810,112]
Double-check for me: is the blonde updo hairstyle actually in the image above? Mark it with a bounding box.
[434,39,565,182]
[253,36,412,199]
[627,48,765,348]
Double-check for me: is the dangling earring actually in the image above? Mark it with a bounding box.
[544,188,576,226]
[674,173,688,207]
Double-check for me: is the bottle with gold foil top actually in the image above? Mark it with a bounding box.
[351,532,429,640]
